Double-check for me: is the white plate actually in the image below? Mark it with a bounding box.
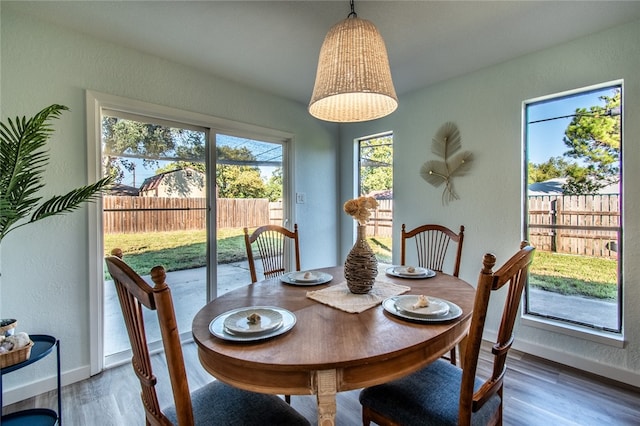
[382,297,462,323]
[281,271,333,286]
[223,308,283,335]
[210,306,296,342]
[290,271,321,282]
[385,266,436,279]
[395,266,427,276]
[394,295,450,316]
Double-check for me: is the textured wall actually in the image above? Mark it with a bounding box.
[0,7,338,397]
[341,20,640,386]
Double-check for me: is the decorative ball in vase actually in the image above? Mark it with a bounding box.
[343,196,379,294]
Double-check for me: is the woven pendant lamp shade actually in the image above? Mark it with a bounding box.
[309,16,398,123]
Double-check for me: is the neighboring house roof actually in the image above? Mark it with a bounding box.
[368,189,393,200]
[108,183,140,196]
[139,173,165,192]
[528,178,619,195]
[139,167,205,198]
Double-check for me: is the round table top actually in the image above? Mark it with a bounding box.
[192,265,475,394]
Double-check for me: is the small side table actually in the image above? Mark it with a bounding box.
[1,334,61,425]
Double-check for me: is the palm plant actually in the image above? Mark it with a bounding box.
[0,104,112,243]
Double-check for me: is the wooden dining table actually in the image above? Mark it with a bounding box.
[191,265,475,426]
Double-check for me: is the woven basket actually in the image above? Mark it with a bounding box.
[0,340,34,368]
[0,318,17,336]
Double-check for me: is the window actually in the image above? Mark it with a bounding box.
[523,83,622,336]
[87,91,294,372]
[101,110,209,363]
[358,133,393,264]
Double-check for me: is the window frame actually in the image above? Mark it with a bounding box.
[86,90,295,373]
[520,81,624,347]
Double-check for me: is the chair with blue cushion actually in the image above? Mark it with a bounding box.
[105,249,310,426]
[359,241,535,426]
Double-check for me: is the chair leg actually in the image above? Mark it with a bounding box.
[362,406,372,426]
[450,346,457,365]
[285,394,291,404]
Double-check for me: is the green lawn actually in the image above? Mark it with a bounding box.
[105,230,617,300]
[529,251,618,299]
[104,228,244,275]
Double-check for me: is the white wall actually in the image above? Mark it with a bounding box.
[341,20,640,386]
[0,8,339,396]
[3,3,639,402]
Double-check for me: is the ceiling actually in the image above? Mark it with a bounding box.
[5,1,640,106]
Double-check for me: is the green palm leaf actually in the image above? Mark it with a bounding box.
[0,104,113,242]
[31,177,113,221]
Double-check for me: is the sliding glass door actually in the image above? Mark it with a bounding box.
[101,110,209,364]
[214,134,287,293]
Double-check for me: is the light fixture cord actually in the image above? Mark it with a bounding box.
[348,0,357,18]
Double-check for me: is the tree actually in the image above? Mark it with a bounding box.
[561,90,620,194]
[360,136,393,196]
[216,146,266,198]
[528,156,571,184]
[102,116,205,184]
[264,167,283,201]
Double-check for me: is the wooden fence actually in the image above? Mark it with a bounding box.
[104,195,619,258]
[528,194,620,258]
[104,196,277,233]
[104,196,391,236]
[366,199,392,238]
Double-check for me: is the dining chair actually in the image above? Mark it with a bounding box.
[401,223,465,364]
[105,249,310,426]
[244,224,301,283]
[360,241,535,426]
[401,223,465,277]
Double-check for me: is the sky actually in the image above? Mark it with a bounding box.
[109,86,618,187]
[113,134,282,188]
[526,85,619,165]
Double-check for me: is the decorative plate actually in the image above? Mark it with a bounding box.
[280,271,333,286]
[223,308,283,335]
[385,266,436,279]
[382,297,462,323]
[209,306,296,342]
[394,295,450,316]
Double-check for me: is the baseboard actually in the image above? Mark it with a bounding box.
[5,336,640,406]
[483,330,640,389]
[2,365,90,406]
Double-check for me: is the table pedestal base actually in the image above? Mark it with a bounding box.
[315,369,337,426]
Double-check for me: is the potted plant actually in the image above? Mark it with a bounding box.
[0,104,112,324]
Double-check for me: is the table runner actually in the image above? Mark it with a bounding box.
[306,280,411,313]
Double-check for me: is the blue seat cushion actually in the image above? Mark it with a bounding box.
[164,380,310,425]
[359,359,501,426]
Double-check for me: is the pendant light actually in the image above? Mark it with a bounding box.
[309,0,398,123]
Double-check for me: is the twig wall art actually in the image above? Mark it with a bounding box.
[420,122,473,205]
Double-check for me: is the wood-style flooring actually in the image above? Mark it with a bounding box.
[3,341,640,425]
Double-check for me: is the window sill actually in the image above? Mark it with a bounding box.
[521,314,625,348]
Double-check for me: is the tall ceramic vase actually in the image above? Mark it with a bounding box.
[344,224,378,294]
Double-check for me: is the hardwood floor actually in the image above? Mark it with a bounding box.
[3,341,640,425]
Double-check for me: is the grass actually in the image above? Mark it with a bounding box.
[106,229,617,300]
[104,228,246,275]
[529,251,618,299]
[369,236,392,264]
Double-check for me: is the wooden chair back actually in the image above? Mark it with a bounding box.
[243,224,301,283]
[458,241,535,425]
[105,249,193,426]
[401,224,465,277]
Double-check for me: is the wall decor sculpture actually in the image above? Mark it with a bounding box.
[420,122,473,204]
